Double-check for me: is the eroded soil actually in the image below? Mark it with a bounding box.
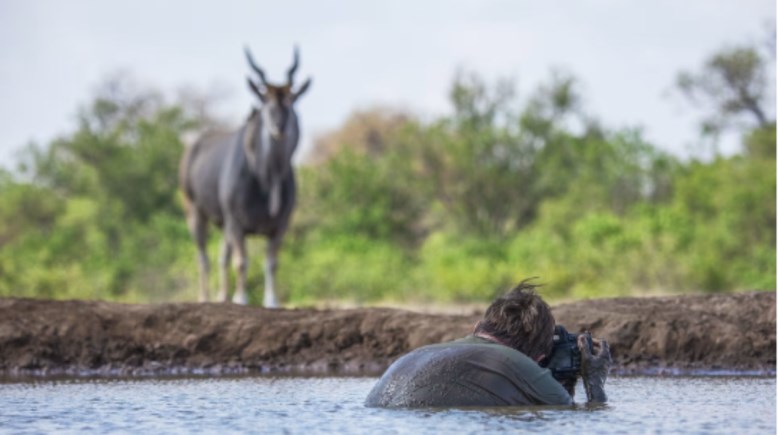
[0,292,774,377]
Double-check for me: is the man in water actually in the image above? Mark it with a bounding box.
[364,280,611,407]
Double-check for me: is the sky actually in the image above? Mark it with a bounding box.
[0,0,774,167]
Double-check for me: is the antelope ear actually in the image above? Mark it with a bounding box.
[247,77,266,103]
[292,78,312,102]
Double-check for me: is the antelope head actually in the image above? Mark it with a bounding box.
[244,46,312,216]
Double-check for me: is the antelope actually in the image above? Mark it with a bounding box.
[179,47,311,306]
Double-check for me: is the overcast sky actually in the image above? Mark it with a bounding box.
[0,1,774,167]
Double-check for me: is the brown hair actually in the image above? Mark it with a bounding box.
[474,279,555,360]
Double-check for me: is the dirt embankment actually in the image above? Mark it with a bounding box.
[0,292,774,377]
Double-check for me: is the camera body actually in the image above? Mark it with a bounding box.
[545,325,592,382]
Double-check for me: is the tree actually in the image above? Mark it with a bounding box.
[0,74,218,300]
[305,107,413,165]
[676,43,774,144]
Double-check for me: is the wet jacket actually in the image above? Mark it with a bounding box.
[365,335,572,408]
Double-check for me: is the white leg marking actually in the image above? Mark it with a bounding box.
[264,240,280,308]
[217,238,232,303]
[231,234,249,305]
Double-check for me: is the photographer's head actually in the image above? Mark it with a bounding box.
[474,279,555,361]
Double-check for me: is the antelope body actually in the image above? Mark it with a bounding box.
[179,47,311,306]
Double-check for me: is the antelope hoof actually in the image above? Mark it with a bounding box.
[263,296,279,309]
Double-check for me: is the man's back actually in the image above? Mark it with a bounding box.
[365,336,572,408]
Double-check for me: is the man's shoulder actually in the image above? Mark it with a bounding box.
[416,335,536,365]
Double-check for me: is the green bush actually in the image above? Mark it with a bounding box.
[1,66,774,305]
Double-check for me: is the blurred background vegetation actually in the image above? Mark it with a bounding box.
[0,40,774,305]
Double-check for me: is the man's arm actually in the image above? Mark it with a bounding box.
[578,335,611,403]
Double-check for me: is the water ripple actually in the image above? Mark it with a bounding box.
[0,376,774,434]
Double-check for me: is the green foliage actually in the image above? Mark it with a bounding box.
[281,65,774,303]
[744,122,777,159]
[0,80,204,301]
[413,232,514,302]
[1,45,774,305]
[668,154,776,290]
[296,147,425,243]
[279,235,411,304]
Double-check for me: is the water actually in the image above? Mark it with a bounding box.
[0,375,774,434]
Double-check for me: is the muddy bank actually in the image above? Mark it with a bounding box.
[0,292,774,377]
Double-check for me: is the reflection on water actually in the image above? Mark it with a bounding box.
[1,376,775,433]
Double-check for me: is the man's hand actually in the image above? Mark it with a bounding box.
[578,334,611,403]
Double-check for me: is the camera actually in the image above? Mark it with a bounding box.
[544,325,593,382]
